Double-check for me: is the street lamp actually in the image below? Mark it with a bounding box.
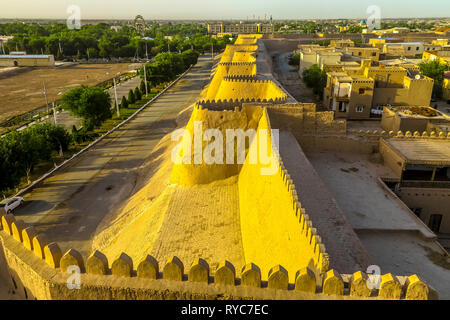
[113,72,121,117]
[143,63,149,96]
[53,91,63,125]
[42,81,49,114]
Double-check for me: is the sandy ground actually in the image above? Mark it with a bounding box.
[13,56,213,259]
[0,63,140,123]
[306,151,450,298]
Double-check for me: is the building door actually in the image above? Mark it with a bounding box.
[428,214,442,233]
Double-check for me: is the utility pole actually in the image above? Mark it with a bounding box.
[52,101,57,125]
[211,42,214,59]
[168,43,170,52]
[58,39,63,56]
[113,76,120,117]
[143,63,148,96]
[42,81,49,113]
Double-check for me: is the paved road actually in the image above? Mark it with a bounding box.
[108,76,142,108]
[13,56,212,256]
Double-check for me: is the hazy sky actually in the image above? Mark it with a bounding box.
[1,0,449,20]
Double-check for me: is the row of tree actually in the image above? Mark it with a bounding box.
[120,87,143,109]
[0,123,70,193]
[140,49,199,86]
[0,47,199,194]
[0,22,232,60]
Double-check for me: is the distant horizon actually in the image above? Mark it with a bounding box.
[0,0,449,21]
[1,16,450,22]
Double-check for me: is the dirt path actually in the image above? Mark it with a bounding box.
[272,52,322,105]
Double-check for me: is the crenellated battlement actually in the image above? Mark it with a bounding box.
[198,96,288,108]
[350,129,450,140]
[0,217,433,300]
[219,61,256,66]
[222,75,257,81]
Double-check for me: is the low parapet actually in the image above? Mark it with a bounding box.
[219,61,256,66]
[0,216,433,299]
[197,96,288,109]
[352,129,450,139]
[223,75,257,81]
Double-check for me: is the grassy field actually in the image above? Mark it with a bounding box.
[0,63,141,124]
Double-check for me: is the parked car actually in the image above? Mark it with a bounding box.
[0,196,24,214]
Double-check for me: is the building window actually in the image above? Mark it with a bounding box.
[372,52,377,56]
[359,88,365,94]
[356,106,364,112]
[338,101,346,112]
[358,52,362,56]
[407,47,411,51]
[416,47,420,51]
[428,214,442,233]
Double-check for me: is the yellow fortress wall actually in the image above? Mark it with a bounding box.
[204,62,257,100]
[238,108,328,282]
[170,105,263,186]
[203,34,288,102]
[214,79,287,102]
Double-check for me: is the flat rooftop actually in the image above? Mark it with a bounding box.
[383,138,450,166]
[388,106,448,119]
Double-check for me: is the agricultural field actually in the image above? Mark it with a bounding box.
[0,63,141,124]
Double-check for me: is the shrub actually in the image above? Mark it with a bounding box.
[120,96,128,109]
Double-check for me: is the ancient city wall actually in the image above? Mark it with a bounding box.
[237,108,329,283]
[265,103,347,136]
[214,79,288,102]
[0,169,434,300]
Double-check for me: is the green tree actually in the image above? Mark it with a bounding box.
[134,87,142,101]
[0,123,70,192]
[288,53,300,66]
[61,86,111,129]
[302,64,327,99]
[419,60,450,99]
[181,49,199,68]
[121,96,128,109]
[128,89,136,104]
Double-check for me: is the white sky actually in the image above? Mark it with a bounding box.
[0,0,449,20]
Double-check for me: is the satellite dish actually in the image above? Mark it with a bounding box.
[415,74,421,80]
